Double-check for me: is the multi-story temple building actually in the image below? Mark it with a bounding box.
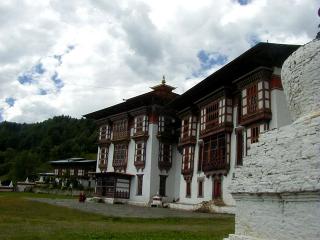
[84,81,181,204]
[85,42,299,209]
[171,42,299,208]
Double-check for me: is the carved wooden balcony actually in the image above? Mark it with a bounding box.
[132,131,149,141]
[240,109,272,126]
[157,130,177,143]
[98,162,108,171]
[134,160,145,170]
[181,168,193,175]
[112,161,127,172]
[98,138,111,145]
[112,131,130,142]
[178,135,197,147]
[200,122,233,138]
[114,190,130,199]
[158,161,172,171]
[202,160,229,175]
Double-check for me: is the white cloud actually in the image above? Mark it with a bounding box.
[0,0,318,123]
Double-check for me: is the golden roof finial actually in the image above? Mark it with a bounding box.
[162,75,166,85]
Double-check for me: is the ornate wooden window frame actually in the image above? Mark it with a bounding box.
[113,143,128,172]
[158,143,172,171]
[159,175,167,197]
[112,119,129,141]
[99,124,111,141]
[245,122,269,153]
[99,146,108,171]
[200,97,233,137]
[157,115,177,141]
[202,133,230,175]
[181,145,194,175]
[181,115,197,139]
[136,174,143,196]
[198,143,204,172]
[236,130,244,166]
[134,141,146,170]
[78,169,84,176]
[212,175,222,200]
[133,115,148,136]
[197,178,204,198]
[239,70,272,126]
[186,180,191,198]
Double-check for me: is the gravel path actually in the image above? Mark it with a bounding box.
[28,198,227,219]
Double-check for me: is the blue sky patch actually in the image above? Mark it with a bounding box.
[237,0,251,5]
[67,45,75,51]
[5,97,16,107]
[248,34,261,46]
[193,50,228,77]
[51,72,64,89]
[39,89,48,95]
[17,62,45,85]
[18,72,34,84]
[54,54,63,64]
[34,63,45,74]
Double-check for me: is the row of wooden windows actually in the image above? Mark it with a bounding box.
[137,175,167,197]
[54,168,86,176]
[103,121,267,173]
[180,80,271,141]
[100,141,173,171]
[137,175,169,197]
[99,115,175,141]
[185,177,222,199]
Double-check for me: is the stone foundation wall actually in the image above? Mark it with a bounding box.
[232,192,320,240]
[231,113,320,194]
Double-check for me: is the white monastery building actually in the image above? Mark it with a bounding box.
[84,42,300,210]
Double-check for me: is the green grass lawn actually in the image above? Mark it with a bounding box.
[0,192,234,240]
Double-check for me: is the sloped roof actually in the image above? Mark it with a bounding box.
[170,42,300,111]
[50,158,96,165]
[84,84,179,120]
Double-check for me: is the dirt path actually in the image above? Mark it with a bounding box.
[29,198,230,219]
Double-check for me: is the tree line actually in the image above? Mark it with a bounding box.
[0,116,97,182]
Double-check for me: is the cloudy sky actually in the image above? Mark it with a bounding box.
[0,0,318,123]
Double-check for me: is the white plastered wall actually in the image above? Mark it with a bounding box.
[95,121,180,205]
[269,89,292,129]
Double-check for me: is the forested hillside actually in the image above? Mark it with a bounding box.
[0,116,97,181]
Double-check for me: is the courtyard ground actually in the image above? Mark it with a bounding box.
[0,192,234,240]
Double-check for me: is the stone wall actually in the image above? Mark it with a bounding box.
[230,115,320,194]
